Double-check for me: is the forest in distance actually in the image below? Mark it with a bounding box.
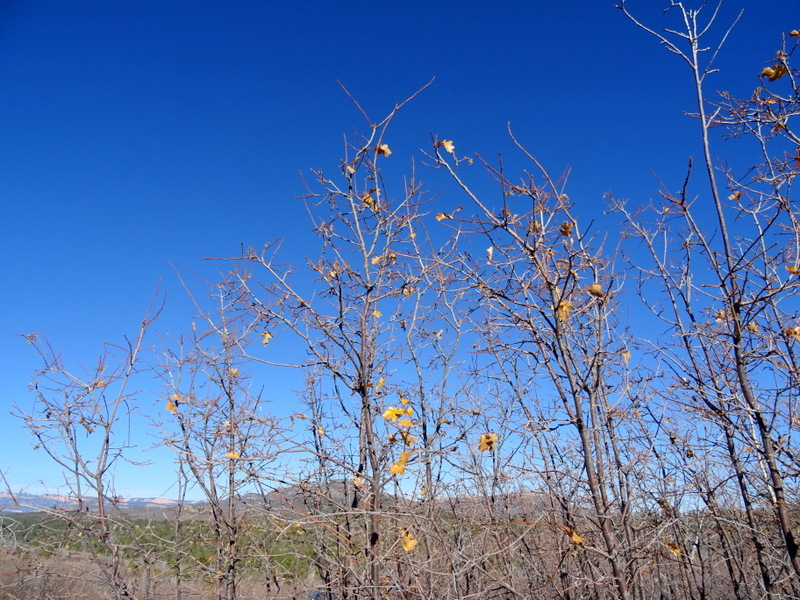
[2,4,800,600]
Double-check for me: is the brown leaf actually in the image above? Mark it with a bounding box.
[556,300,572,322]
[561,525,584,545]
[761,64,789,81]
[666,541,682,558]
[587,283,604,298]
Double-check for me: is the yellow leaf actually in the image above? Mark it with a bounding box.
[728,191,743,200]
[372,310,382,318]
[375,377,386,392]
[262,331,273,346]
[345,164,356,174]
[166,397,179,414]
[666,541,682,557]
[371,255,381,265]
[377,143,391,156]
[404,406,413,417]
[746,321,759,333]
[478,432,499,452]
[785,326,800,341]
[436,212,452,221]
[587,283,604,298]
[402,530,418,552]
[762,64,789,81]
[317,425,325,436]
[556,300,572,322]
[791,30,800,37]
[787,265,800,276]
[467,408,481,416]
[229,368,239,377]
[354,476,364,488]
[622,349,631,364]
[362,194,376,209]
[439,139,455,154]
[400,394,410,406]
[225,451,240,459]
[398,417,413,428]
[390,450,411,474]
[561,525,584,545]
[399,431,417,446]
[382,407,404,422]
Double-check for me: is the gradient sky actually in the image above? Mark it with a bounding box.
[0,0,790,499]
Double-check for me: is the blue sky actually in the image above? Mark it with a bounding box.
[0,0,789,499]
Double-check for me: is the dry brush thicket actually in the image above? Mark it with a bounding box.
[4,4,800,600]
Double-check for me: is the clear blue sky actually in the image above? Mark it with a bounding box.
[0,0,788,499]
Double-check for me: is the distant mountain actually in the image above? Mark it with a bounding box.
[0,492,184,514]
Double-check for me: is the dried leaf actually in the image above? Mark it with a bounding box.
[399,431,417,446]
[785,326,800,341]
[791,30,800,37]
[372,310,382,318]
[436,212,452,221]
[225,451,240,459]
[556,300,572,322]
[622,349,632,364]
[402,530,418,552]
[166,395,180,414]
[561,525,584,545]
[317,425,325,436]
[486,246,494,263]
[666,541,682,557]
[787,265,800,276]
[559,221,574,236]
[478,432,499,452]
[377,143,391,156]
[262,331,273,346]
[762,64,789,81]
[439,139,455,153]
[353,476,364,488]
[397,417,413,428]
[375,377,386,393]
[587,283,604,298]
